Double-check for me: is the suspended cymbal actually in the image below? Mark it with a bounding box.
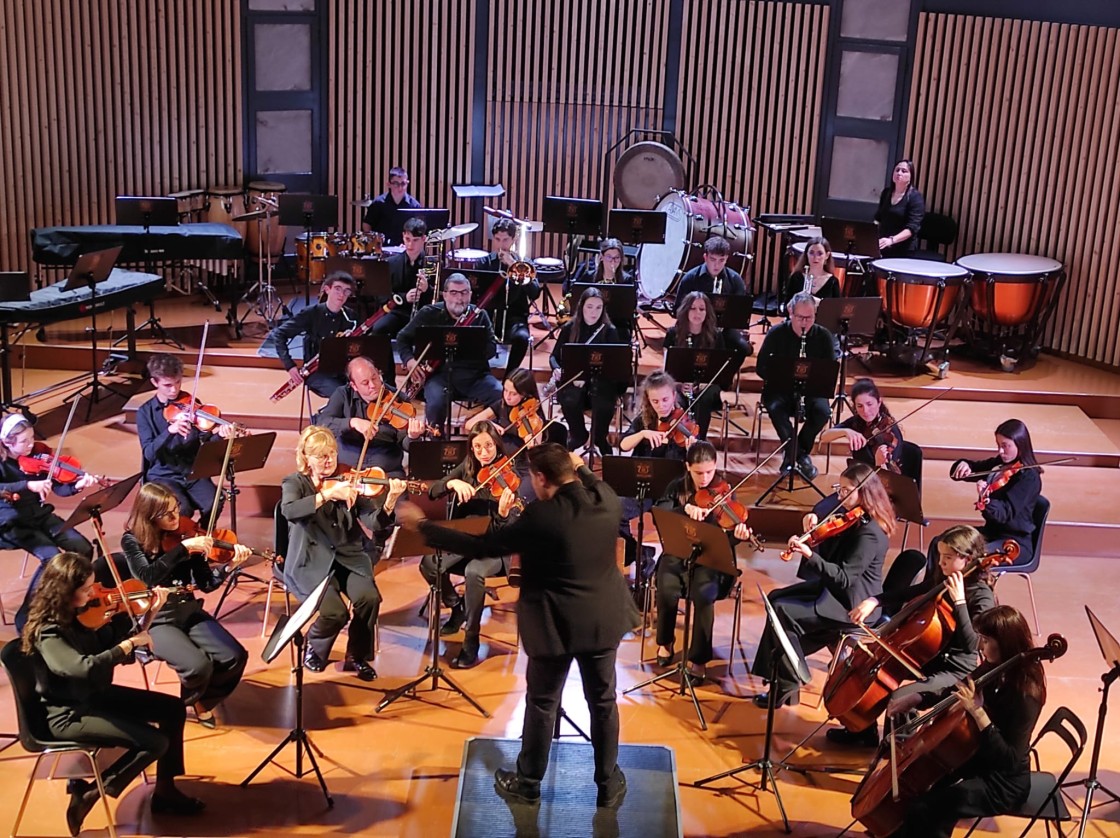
[517,219,544,233]
[352,197,375,207]
[428,222,479,243]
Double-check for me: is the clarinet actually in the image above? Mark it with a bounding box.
[798,331,808,414]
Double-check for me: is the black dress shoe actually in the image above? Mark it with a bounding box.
[596,768,627,808]
[343,656,377,681]
[451,642,480,669]
[797,455,819,481]
[656,645,675,667]
[826,725,879,747]
[752,688,800,709]
[150,790,207,816]
[440,602,466,636]
[67,786,100,836]
[303,649,327,672]
[494,768,541,803]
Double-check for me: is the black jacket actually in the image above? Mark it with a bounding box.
[549,320,623,373]
[313,383,412,473]
[756,321,839,401]
[33,620,131,719]
[0,457,80,532]
[951,456,1041,542]
[136,395,218,483]
[120,532,216,627]
[271,303,357,370]
[874,186,925,257]
[655,475,738,599]
[676,264,748,298]
[395,303,498,374]
[384,251,435,315]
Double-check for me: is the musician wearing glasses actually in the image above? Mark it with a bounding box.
[569,237,635,346]
[271,272,358,397]
[371,217,435,382]
[361,165,422,244]
[674,236,753,358]
[483,217,541,376]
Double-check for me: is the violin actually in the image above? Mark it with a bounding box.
[780,506,865,561]
[367,391,416,430]
[77,579,195,630]
[506,398,545,443]
[160,515,278,565]
[692,479,764,552]
[475,458,526,512]
[162,393,241,434]
[18,441,113,486]
[322,466,428,498]
[976,461,1022,511]
[863,414,902,473]
[656,408,700,448]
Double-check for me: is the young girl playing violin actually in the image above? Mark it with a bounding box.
[820,377,907,473]
[21,552,204,835]
[138,354,239,524]
[420,420,519,669]
[0,412,98,632]
[950,418,1042,566]
[751,462,896,709]
[663,291,725,440]
[654,441,754,683]
[890,605,1046,838]
[122,482,250,729]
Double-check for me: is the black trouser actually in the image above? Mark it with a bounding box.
[149,605,248,710]
[764,393,831,464]
[518,648,620,786]
[557,381,616,455]
[370,310,411,386]
[419,553,506,640]
[7,517,93,632]
[655,556,725,664]
[898,772,1027,837]
[751,594,849,696]
[149,475,222,526]
[686,383,723,440]
[307,564,381,663]
[421,368,504,431]
[48,685,186,796]
[503,319,531,375]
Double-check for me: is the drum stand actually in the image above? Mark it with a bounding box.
[237,211,286,334]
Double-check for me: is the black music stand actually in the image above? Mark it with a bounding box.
[62,472,143,534]
[321,256,391,310]
[188,432,276,535]
[665,345,748,439]
[607,209,667,246]
[375,516,492,717]
[61,246,127,413]
[115,197,187,347]
[243,573,334,806]
[709,293,761,361]
[412,325,492,439]
[756,355,839,505]
[623,508,737,730]
[542,196,603,237]
[408,439,470,481]
[402,208,450,232]
[816,297,882,421]
[279,194,339,304]
[560,342,632,468]
[692,582,811,833]
[568,280,642,357]
[819,218,880,295]
[878,470,926,549]
[317,335,394,380]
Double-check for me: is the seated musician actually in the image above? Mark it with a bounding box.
[22,552,203,835]
[361,165,422,245]
[875,158,925,258]
[828,524,996,747]
[654,441,753,684]
[663,290,725,440]
[395,273,503,434]
[568,238,634,345]
[889,605,1045,838]
[271,272,357,397]
[420,420,519,669]
[483,217,541,376]
[314,355,424,475]
[756,291,839,480]
[282,426,407,681]
[751,463,895,709]
[138,354,238,523]
[550,287,622,459]
[780,236,842,309]
[949,418,1041,566]
[370,217,435,364]
[820,377,907,473]
[122,483,250,730]
[675,235,753,358]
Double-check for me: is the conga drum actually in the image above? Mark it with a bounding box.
[205,185,248,237]
[169,189,204,223]
[246,180,287,258]
[873,258,971,368]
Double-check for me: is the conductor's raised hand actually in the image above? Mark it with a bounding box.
[498,487,519,519]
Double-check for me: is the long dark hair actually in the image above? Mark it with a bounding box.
[464,420,502,483]
[973,605,1046,705]
[934,524,994,588]
[503,368,540,405]
[995,418,1039,469]
[21,551,93,654]
[678,441,719,506]
[852,378,892,425]
[791,236,837,276]
[673,291,719,349]
[843,462,896,537]
[594,238,625,282]
[571,287,614,336]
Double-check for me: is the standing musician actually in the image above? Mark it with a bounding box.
[888,605,1046,838]
[550,287,621,458]
[122,483,250,730]
[663,290,725,440]
[271,272,358,397]
[138,354,239,523]
[314,355,425,474]
[751,462,895,709]
[781,236,843,307]
[674,236,753,359]
[820,377,907,473]
[22,552,203,835]
[756,290,839,480]
[371,216,435,359]
[361,165,422,245]
[281,426,407,681]
[654,442,753,684]
[829,524,997,748]
[483,217,541,376]
[0,413,96,631]
[419,421,518,669]
[949,418,1042,566]
[395,445,635,809]
[875,158,926,258]
[396,273,503,434]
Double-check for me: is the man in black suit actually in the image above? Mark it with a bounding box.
[396,444,637,809]
[675,235,753,358]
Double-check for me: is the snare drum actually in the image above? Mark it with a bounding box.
[295,232,340,284]
[246,180,287,258]
[532,257,567,283]
[169,189,205,223]
[637,190,755,300]
[956,253,1064,327]
[205,185,248,235]
[873,258,970,329]
[445,248,491,271]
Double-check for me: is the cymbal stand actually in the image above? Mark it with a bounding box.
[238,203,285,332]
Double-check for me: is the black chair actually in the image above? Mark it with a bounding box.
[992,495,1050,636]
[964,705,1086,838]
[897,441,929,551]
[913,211,959,261]
[261,501,293,639]
[1,638,120,838]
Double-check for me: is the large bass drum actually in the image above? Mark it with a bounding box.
[873,258,971,369]
[637,191,754,301]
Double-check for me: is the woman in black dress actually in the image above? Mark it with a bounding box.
[875,159,926,257]
[663,290,726,440]
[781,236,843,307]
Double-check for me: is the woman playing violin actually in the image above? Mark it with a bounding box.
[0,413,97,632]
[828,524,997,748]
[751,462,896,709]
[21,552,204,835]
[890,605,1045,837]
[122,483,250,729]
[950,418,1042,566]
[820,377,908,473]
[663,291,725,440]
[654,442,753,683]
[420,420,520,669]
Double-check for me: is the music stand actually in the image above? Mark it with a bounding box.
[62,472,142,533]
[607,209,667,245]
[402,208,450,232]
[693,583,811,833]
[60,246,127,413]
[756,355,839,505]
[279,194,339,304]
[542,196,603,237]
[878,470,926,549]
[317,335,394,380]
[243,573,334,806]
[707,293,756,330]
[115,196,179,229]
[623,508,737,730]
[408,439,470,481]
[819,217,880,294]
[412,325,492,439]
[188,432,276,535]
[816,297,882,421]
[375,516,492,717]
[321,256,391,304]
[560,342,632,468]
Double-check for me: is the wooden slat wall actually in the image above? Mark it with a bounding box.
[908,13,1120,367]
[0,0,243,276]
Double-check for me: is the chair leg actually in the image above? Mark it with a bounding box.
[261,578,276,638]
[82,749,119,838]
[20,550,31,578]
[11,752,46,838]
[1024,573,1040,636]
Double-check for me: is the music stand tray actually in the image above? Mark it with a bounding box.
[317,334,394,379]
[408,439,470,481]
[607,209,667,245]
[115,197,179,228]
[709,293,756,331]
[62,473,143,531]
[189,432,276,483]
[877,471,925,528]
[322,256,391,298]
[560,343,632,385]
[278,194,339,229]
[402,208,450,231]
[665,348,738,391]
[816,297,882,338]
[61,247,123,293]
[819,217,881,258]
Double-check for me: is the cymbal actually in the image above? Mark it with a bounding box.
[518,220,544,233]
[428,222,479,243]
[352,197,375,207]
[232,208,278,222]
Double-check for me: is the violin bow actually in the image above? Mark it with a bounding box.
[356,343,432,471]
[706,440,790,510]
[42,392,82,487]
[657,357,734,439]
[959,456,1076,480]
[205,430,237,536]
[186,320,210,424]
[474,418,559,493]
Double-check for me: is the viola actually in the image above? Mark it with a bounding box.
[77,579,195,630]
[162,393,240,434]
[322,466,428,498]
[976,461,1022,511]
[692,479,764,552]
[160,515,278,565]
[475,458,525,511]
[779,506,865,561]
[506,398,545,443]
[367,391,416,430]
[18,441,113,486]
[656,408,700,448]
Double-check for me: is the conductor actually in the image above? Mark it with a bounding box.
[396,444,637,809]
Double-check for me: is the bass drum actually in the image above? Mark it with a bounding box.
[873,258,970,329]
[637,191,754,301]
